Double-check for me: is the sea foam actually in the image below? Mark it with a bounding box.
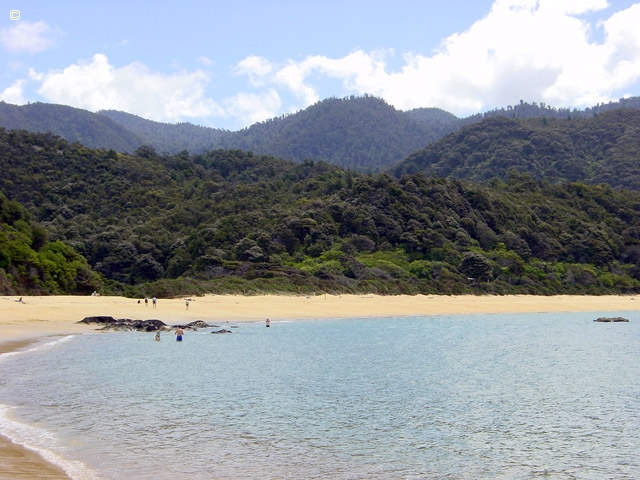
[0,404,99,480]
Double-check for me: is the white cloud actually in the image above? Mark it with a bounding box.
[0,79,26,104]
[275,61,319,105]
[0,21,57,54]
[234,56,274,87]
[233,50,392,113]
[196,56,215,66]
[232,0,640,117]
[30,53,225,122]
[358,0,640,113]
[224,89,282,126]
[8,0,640,129]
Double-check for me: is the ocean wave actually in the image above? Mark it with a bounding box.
[0,335,76,363]
[0,404,99,480]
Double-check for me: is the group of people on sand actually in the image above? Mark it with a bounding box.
[138,297,158,308]
[139,297,191,310]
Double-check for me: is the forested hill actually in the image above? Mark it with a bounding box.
[98,110,231,154]
[392,109,640,191]
[229,96,441,171]
[0,97,445,172]
[103,96,444,172]
[3,96,640,173]
[2,128,640,296]
[0,101,143,152]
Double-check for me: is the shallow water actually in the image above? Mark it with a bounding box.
[1,312,639,479]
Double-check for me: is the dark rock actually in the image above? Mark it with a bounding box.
[594,317,630,322]
[79,316,118,325]
[211,329,232,334]
[133,319,168,331]
[78,317,167,331]
[185,320,210,329]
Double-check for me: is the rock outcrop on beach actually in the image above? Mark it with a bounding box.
[78,317,213,331]
[593,317,630,322]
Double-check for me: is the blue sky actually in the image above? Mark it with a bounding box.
[1,0,640,130]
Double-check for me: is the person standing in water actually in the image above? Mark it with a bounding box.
[155,330,161,341]
[265,318,270,327]
[175,326,184,341]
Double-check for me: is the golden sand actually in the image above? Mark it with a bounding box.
[1,293,638,479]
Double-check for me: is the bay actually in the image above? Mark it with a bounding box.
[1,312,639,479]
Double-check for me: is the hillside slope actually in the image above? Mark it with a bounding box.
[0,102,142,152]
[230,96,443,171]
[2,129,640,296]
[2,97,453,171]
[392,109,640,190]
[98,110,231,153]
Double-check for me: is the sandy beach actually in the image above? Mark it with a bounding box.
[1,293,639,479]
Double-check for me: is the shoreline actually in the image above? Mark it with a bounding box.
[1,293,639,479]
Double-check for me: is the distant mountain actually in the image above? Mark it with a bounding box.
[0,101,142,152]
[0,97,458,171]
[229,96,448,171]
[100,96,459,171]
[467,96,640,123]
[392,109,640,190]
[404,107,461,135]
[98,110,231,153]
[3,96,640,173]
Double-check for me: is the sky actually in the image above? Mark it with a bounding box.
[1,0,640,130]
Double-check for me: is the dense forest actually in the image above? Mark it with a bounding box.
[393,110,640,191]
[2,128,640,297]
[1,97,442,171]
[103,96,443,172]
[3,95,639,173]
[0,192,100,294]
[0,101,143,152]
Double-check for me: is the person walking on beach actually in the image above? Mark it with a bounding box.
[152,297,157,309]
[175,326,184,342]
[185,299,189,310]
[145,297,148,307]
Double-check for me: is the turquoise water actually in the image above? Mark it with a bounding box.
[1,313,639,479]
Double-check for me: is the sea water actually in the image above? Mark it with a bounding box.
[1,312,639,480]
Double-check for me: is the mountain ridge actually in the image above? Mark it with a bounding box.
[392,109,640,190]
[2,95,640,172]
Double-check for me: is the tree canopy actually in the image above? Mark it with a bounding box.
[0,191,100,294]
[393,110,640,191]
[2,127,640,297]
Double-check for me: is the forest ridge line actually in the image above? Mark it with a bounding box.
[1,95,640,173]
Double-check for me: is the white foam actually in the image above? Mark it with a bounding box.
[0,335,75,362]
[0,403,99,480]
